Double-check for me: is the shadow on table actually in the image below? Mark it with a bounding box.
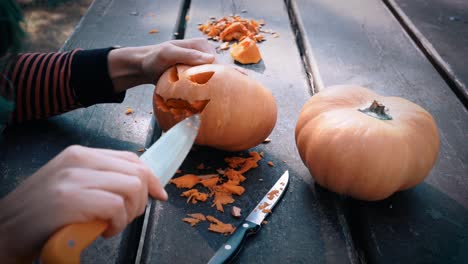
[344,182,468,264]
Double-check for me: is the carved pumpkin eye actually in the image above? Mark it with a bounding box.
[153,64,277,151]
[187,71,215,85]
[168,66,179,83]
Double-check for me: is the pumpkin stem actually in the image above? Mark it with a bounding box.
[358,100,392,120]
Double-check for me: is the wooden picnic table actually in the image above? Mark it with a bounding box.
[0,0,467,263]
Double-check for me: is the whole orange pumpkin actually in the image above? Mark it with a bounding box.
[295,85,440,201]
[153,64,277,151]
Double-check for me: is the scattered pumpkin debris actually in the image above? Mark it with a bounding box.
[148,29,159,34]
[267,161,274,167]
[258,202,270,211]
[231,206,242,218]
[137,148,146,153]
[170,174,201,189]
[188,213,206,221]
[198,15,266,43]
[267,190,280,200]
[181,189,209,204]
[125,108,134,115]
[172,151,266,234]
[262,220,268,225]
[182,217,202,227]
[182,213,207,227]
[212,189,235,212]
[207,215,235,235]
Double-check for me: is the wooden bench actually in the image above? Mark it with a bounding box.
[1,0,466,263]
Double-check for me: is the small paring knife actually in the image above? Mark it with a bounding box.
[40,114,201,264]
[208,170,290,264]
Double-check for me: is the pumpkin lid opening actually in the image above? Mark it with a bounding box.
[187,71,215,85]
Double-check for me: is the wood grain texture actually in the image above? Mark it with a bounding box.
[295,0,468,262]
[390,0,468,103]
[141,0,358,263]
[0,0,181,263]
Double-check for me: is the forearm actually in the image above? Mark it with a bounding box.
[1,48,130,124]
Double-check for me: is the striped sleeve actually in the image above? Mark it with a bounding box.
[0,48,126,124]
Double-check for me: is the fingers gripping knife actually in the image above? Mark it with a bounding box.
[40,114,201,264]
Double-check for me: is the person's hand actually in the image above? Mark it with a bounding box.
[0,145,167,263]
[108,38,216,93]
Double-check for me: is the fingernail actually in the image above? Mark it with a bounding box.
[162,189,169,201]
[201,53,215,62]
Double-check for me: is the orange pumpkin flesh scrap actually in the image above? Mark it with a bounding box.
[224,157,247,169]
[182,217,201,227]
[225,152,261,173]
[267,190,280,200]
[170,174,201,189]
[230,37,262,64]
[182,213,207,227]
[181,189,209,204]
[212,189,235,212]
[224,169,246,183]
[221,183,245,196]
[238,152,262,174]
[206,216,235,235]
[201,177,219,188]
[188,213,206,221]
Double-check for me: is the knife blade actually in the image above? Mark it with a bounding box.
[208,170,289,264]
[40,114,200,264]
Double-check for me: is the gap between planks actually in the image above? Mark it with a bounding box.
[382,0,468,109]
[284,0,324,95]
[133,1,192,263]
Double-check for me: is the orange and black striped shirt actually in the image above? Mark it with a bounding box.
[0,47,125,124]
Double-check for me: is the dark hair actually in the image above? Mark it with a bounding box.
[0,0,25,58]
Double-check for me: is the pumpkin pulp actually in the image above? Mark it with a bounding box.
[358,100,393,120]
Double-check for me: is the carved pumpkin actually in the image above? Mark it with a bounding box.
[153,64,277,151]
[295,85,440,201]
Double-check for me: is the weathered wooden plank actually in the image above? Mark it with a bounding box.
[0,0,182,263]
[295,0,468,262]
[141,0,358,263]
[389,0,468,104]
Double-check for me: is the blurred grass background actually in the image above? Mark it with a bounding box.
[18,0,93,52]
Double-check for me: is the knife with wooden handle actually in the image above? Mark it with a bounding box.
[40,114,200,264]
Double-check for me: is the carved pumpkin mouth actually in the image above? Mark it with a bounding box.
[155,94,210,119]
